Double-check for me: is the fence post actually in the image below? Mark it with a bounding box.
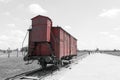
[17,48,18,57]
[7,48,10,58]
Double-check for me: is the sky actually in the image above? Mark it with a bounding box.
[0,0,120,50]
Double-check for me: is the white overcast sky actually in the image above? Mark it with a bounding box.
[0,0,120,50]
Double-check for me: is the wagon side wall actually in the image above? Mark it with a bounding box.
[51,27,77,59]
[70,36,77,56]
[51,28,60,58]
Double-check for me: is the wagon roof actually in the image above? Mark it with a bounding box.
[31,15,52,22]
[52,26,77,40]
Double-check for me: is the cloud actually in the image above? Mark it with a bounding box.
[0,35,9,41]
[0,29,27,49]
[99,8,120,18]
[10,30,25,42]
[109,34,120,40]
[99,31,109,35]
[7,23,16,27]
[114,27,120,31]
[0,0,11,3]
[99,31,120,41]
[109,35,120,43]
[0,0,5,2]
[64,25,71,29]
[29,4,47,15]
[2,12,11,16]
[100,31,120,42]
[0,35,10,49]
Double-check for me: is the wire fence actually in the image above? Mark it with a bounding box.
[0,50,27,58]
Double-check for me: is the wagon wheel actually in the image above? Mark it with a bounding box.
[39,59,47,69]
[56,60,63,69]
[41,62,47,69]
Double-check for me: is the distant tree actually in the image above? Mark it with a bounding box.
[7,47,11,58]
[20,46,28,52]
[0,49,2,52]
[77,49,80,52]
[3,50,6,53]
[114,49,117,51]
[96,48,99,51]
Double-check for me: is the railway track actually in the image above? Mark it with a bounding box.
[5,65,59,80]
[5,68,41,80]
[5,63,70,80]
[5,53,88,80]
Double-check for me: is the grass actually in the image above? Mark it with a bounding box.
[103,51,120,56]
[0,51,40,80]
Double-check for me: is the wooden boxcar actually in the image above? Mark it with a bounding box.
[24,15,77,68]
[51,27,77,59]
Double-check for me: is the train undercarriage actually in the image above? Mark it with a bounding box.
[24,54,75,69]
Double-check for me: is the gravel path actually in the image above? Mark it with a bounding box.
[60,53,120,80]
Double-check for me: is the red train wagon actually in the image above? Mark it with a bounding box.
[70,36,77,56]
[24,15,77,68]
[51,27,77,60]
[28,15,52,57]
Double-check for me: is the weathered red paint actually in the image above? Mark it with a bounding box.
[31,15,52,42]
[28,15,77,60]
[28,15,52,56]
[51,27,77,59]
